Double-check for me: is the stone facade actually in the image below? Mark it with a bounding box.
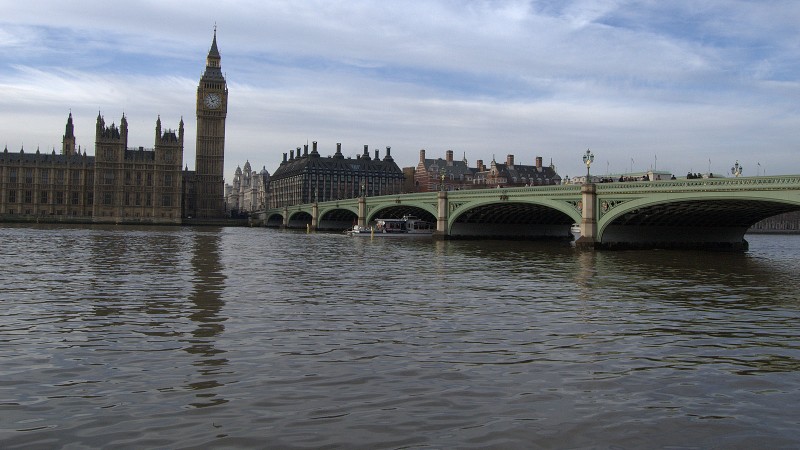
[269,142,404,208]
[226,161,270,215]
[414,149,562,192]
[750,211,800,233]
[0,113,183,224]
[191,29,228,219]
[0,30,226,224]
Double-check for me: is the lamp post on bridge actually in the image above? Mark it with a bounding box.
[576,148,598,249]
[731,161,743,177]
[582,149,594,183]
[439,169,446,192]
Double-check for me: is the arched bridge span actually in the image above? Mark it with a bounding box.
[258,176,800,250]
[591,177,800,250]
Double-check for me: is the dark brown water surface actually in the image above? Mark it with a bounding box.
[1,225,798,448]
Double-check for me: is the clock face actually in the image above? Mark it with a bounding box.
[204,93,221,109]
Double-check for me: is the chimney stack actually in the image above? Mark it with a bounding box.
[507,154,514,166]
[477,159,484,171]
[419,149,426,162]
[446,150,454,163]
[536,156,543,169]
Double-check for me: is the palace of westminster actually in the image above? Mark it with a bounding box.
[0,31,228,224]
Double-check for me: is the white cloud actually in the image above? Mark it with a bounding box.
[1,0,799,179]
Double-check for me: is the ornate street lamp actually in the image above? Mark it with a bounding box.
[731,160,743,177]
[440,168,446,191]
[582,149,594,181]
[360,183,365,197]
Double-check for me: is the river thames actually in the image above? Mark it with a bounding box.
[1,225,798,448]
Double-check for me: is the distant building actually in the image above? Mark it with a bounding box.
[0,113,184,223]
[0,30,228,224]
[414,149,561,191]
[749,211,800,233]
[268,142,404,208]
[474,154,561,188]
[414,150,475,191]
[226,161,269,215]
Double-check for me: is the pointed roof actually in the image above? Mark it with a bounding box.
[64,112,74,138]
[208,26,221,60]
[201,26,225,84]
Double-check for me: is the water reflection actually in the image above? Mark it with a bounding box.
[185,229,229,408]
[574,250,596,302]
[2,225,798,447]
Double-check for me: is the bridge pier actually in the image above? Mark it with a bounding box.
[433,190,449,240]
[311,202,318,231]
[282,207,289,228]
[575,183,599,250]
[358,196,366,228]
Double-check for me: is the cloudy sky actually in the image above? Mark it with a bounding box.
[2,0,799,180]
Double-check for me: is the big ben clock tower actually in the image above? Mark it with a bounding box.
[195,27,228,218]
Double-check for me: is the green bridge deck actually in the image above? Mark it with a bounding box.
[258,176,800,250]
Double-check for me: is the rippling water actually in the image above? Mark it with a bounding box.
[1,225,798,448]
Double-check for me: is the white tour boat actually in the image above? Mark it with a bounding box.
[346,215,434,237]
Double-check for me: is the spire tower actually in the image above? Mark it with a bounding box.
[194,27,228,218]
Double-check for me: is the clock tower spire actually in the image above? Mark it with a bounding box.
[194,26,228,218]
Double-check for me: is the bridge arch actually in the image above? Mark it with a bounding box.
[265,212,284,228]
[317,206,359,230]
[448,198,581,239]
[597,193,800,249]
[365,203,437,224]
[286,210,313,229]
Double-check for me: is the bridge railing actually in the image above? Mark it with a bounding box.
[257,175,800,216]
[593,175,800,193]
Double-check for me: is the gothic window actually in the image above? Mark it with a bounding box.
[40,169,49,184]
[8,190,16,203]
[87,192,93,206]
[10,168,17,183]
[103,192,112,205]
[71,192,79,205]
[40,191,48,204]
[24,190,32,203]
[56,191,64,205]
[25,169,33,184]
[104,170,114,185]
[146,173,152,187]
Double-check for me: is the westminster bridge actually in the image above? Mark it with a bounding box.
[256,175,800,250]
